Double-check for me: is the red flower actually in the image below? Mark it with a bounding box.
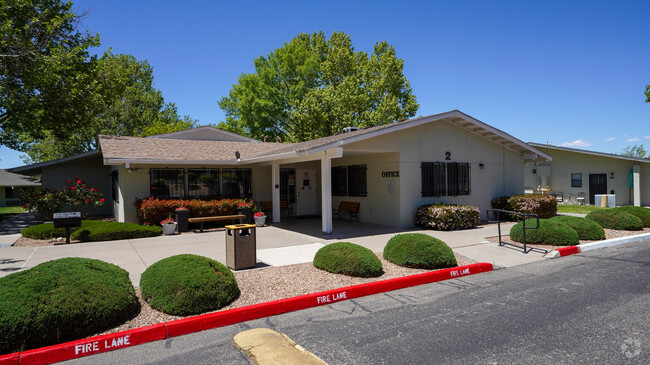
[22,205,27,209]
[91,188,95,192]
[70,187,76,190]
[77,180,82,184]
[68,180,72,183]
[100,198,105,202]
[86,199,91,203]
[75,177,79,180]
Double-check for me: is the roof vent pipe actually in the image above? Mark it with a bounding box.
[343,127,360,133]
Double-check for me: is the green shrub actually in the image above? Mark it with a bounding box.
[612,206,650,227]
[585,209,643,231]
[313,242,383,278]
[21,178,105,221]
[71,221,162,241]
[0,258,139,354]
[383,233,457,269]
[135,197,257,226]
[140,254,239,316]
[549,216,605,240]
[21,220,102,239]
[508,194,558,219]
[509,219,579,246]
[413,204,480,230]
[490,195,517,221]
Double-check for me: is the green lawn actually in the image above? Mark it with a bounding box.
[557,204,606,214]
[0,206,25,221]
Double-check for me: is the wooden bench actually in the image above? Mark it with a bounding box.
[188,214,246,232]
[259,201,293,217]
[333,201,360,222]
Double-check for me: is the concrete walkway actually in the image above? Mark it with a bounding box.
[0,218,547,284]
[0,212,39,236]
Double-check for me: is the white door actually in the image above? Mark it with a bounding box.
[296,169,317,216]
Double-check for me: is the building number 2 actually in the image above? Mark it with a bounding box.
[445,151,451,160]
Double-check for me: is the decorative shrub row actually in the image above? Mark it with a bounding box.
[549,216,605,240]
[140,254,239,316]
[383,233,457,269]
[21,221,102,239]
[413,204,480,230]
[0,258,139,354]
[509,219,579,246]
[490,194,558,220]
[586,209,643,231]
[135,197,256,226]
[313,242,383,277]
[22,221,162,241]
[71,222,162,241]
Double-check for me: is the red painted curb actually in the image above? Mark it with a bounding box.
[281,283,369,312]
[0,352,19,365]
[18,323,167,365]
[556,246,581,257]
[8,262,492,364]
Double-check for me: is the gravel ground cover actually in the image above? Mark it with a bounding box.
[97,251,476,336]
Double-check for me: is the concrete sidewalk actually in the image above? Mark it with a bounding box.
[0,218,546,283]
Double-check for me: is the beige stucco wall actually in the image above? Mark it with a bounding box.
[331,152,400,226]
[527,147,649,206]
[39,155,113,216]
[341,120,526,227]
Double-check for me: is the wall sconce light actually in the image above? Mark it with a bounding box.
[610,172,614,179]
[479,163,485,169]
[235,150,241,161]
[532,168,537,174]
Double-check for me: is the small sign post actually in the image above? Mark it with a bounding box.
[53,212,82,244]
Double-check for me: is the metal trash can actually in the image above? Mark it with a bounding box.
[225,224,257,270]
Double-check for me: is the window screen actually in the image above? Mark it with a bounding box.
[221,168,252,198]
[347,165,367,197]
[571,173,582,188]
[331,166,347,196]
[280,168,296,203]
[150,169,185,198]
[421,162,446,197]
[188,169,220,198]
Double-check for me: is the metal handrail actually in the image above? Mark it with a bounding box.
[486,209,547,254]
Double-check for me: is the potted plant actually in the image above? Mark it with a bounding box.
[254,211,266,227]
[175,206,190,232]
[161,216,177,235]
[237,201,254,224]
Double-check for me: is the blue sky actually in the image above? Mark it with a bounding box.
[1,0,648,168]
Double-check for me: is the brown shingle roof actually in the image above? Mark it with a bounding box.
[98,135,295,162]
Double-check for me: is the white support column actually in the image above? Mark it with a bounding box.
[633,164,641,207]
[272,161,281,222]
[321,153,333,234]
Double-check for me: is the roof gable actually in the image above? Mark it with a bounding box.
[147,126,260,142]
[530,143,650,164]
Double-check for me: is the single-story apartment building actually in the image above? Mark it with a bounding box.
[0,169,41,207]
[11,110,551,233]
[525,143,649,207]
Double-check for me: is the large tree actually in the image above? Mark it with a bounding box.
[620,144,647,159]
[217,31,419,142]
[0,0,101,149]
[645,84,649,102]
[19,52,197,163]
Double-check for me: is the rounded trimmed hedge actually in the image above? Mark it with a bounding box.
[549,216,605,240]
[313,242,383,278]
[585,209,643,231]
[71,222,162,241]
[140,254,239,316]
[509,219,579,246]
[612,206,650,227]
[383,233,457,269]
[0,258,139,354]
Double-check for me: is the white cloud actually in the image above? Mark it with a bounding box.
[627,137,640,142]
[644,136,650,139]
[606,137,616,141]
[559,139,591,147]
